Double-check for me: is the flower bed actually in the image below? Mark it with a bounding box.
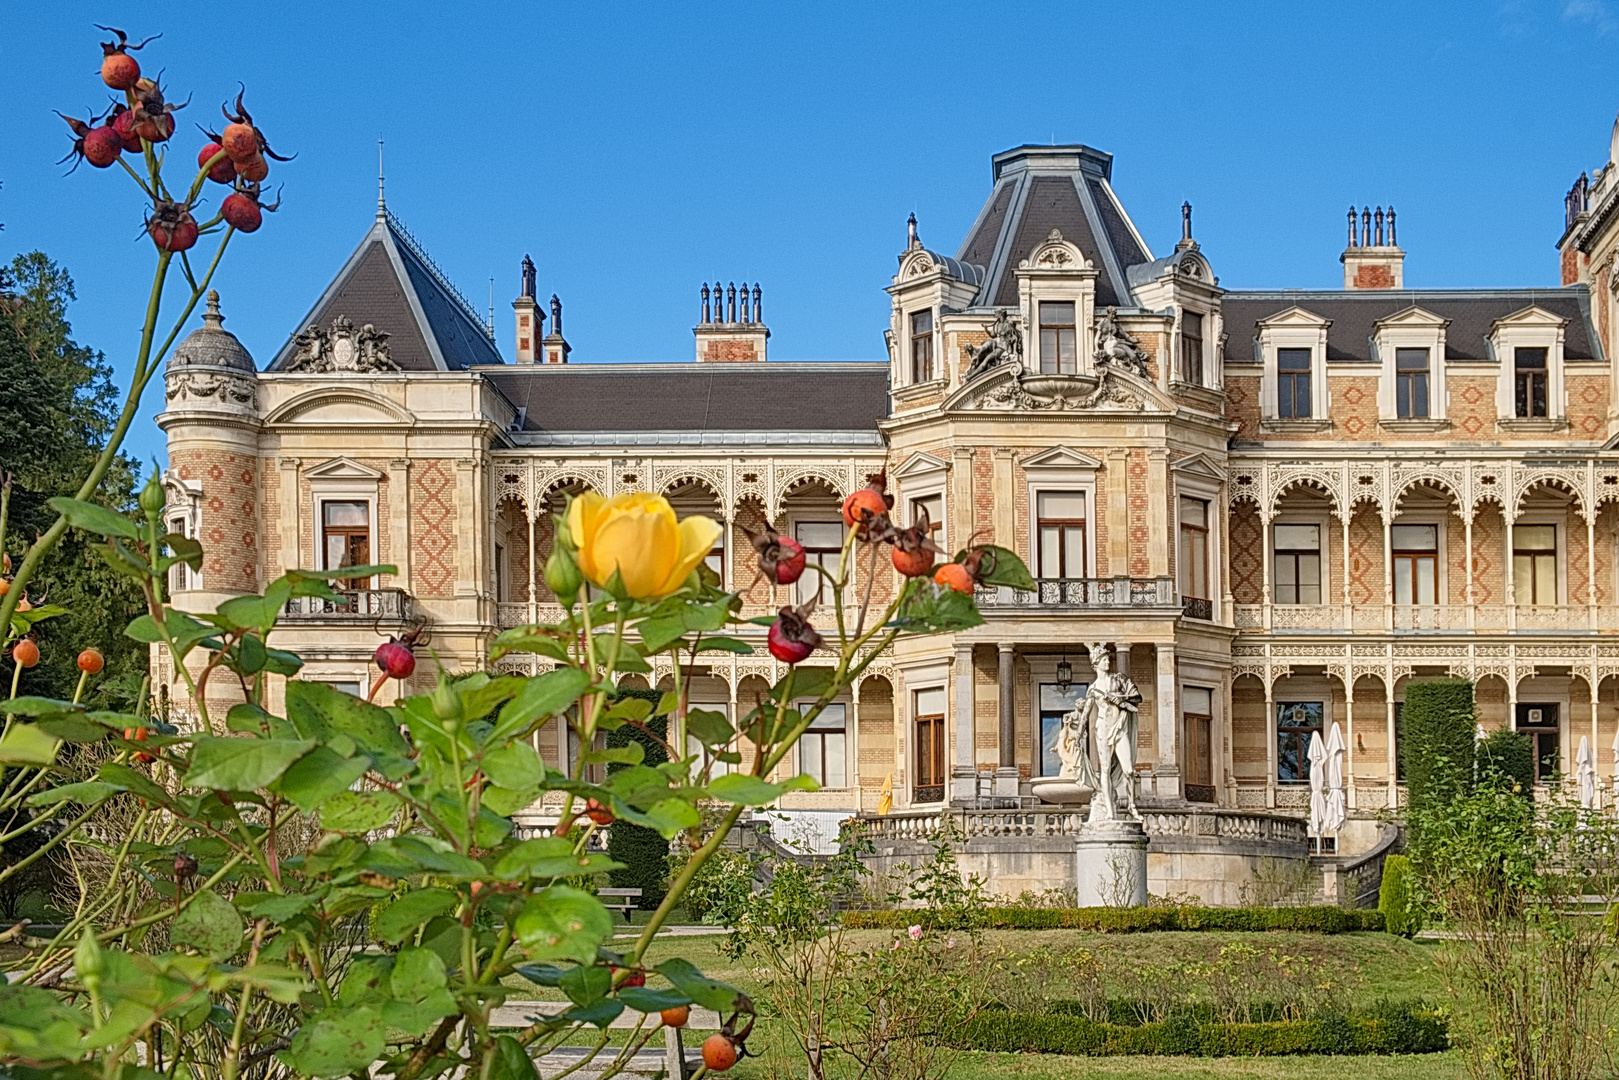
[957,1000,1448,1056]
[843,906,1385,933]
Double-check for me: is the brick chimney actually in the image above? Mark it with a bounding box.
[512,255,543,364]
[694,280,768,362]
[1340,205,1404,289]
[541,293,570,364]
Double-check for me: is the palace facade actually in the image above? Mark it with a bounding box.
[157,118,1619,874]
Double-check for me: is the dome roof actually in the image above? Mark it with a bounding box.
[169,291,254,372]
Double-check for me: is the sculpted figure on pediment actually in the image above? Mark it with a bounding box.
[288,316,400,374]
[964,309,1023,381]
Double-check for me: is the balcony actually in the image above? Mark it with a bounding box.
[1234,602,1617,634]
[974,576,1178,610]
[282,587,414,624]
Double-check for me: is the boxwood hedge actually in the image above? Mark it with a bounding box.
[842,905,1384,933]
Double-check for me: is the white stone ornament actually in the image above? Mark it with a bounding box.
[287,315,400,373]
[1075,642,1142,824]
[1577,736,1598,811]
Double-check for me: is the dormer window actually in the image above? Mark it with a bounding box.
[1515,347,1548,418]
[1277,348,1312,419]
[1181,311,1204,385]
[909,309,934,383]
[1395,348,1430,418]
[1039,301,1077,374]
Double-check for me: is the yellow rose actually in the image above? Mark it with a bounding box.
[566,491,722,601]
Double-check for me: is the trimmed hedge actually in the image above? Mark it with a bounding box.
[957,1001,1448,1056]
[842,905,1384,933]
[1477,728,1535,797]
[1403,679,1476,853]
[605,689,670,910]
[1378,854,1420,938]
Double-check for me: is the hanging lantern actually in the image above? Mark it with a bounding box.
[1056,654,1072,692]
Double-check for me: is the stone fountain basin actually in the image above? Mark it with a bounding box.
[1030,776,1094,805]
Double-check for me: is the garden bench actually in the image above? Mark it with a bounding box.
[598,887,642,922]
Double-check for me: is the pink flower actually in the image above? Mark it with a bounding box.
[908,924,923,941]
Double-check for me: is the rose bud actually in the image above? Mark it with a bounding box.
[889,504,939,579]
[745,522,807,586]
[841,470,895,540]
[767,603,822,663]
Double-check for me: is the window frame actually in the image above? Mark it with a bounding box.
[1271,520,1324,606]
[1276,700,1325,784]
[1037,682,1088,778]
[1179,310,1205,386]
[320,499,373,583]
[1514,347,1549,419]
[1038,300,1077,375]
[1178,496,1210,605]
[912,687,947,803]
[1394,347,1431,419]
[1391,522,1440,607]
[798,702,848,789]
[1513,522,1560,607]
[1035,490,1088,581]
[1515,702,1562,782]
[1276,347,1313,419]
[909,308,935,384]
[793,519,846,606]
[1183,684,1216,800]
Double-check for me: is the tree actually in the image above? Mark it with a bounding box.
[1401,678,1476,856]
[0,253,145,706]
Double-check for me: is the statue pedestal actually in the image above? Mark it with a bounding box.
[1074,820,1149,907]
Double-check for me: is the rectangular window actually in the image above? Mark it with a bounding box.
[795,521,844,605]
[1036,491,1087,580]
[1184,686,1215,800]
[1272,523,1321,605]
[800,704,847,788]
[910,494,944,551]
[1395,347,1430,419]
[1277,701,1324,783]
[167,514,192,594]
[1038,682,1088,777]
[1181,311,1204,385]
[494,543,508,603]
[1392,523,1438,606]
[1277,348,1312,419]
[914,688,946,802]
[704,535,725,581]
[1039,301,1077,375]
[321,501,371,581]
[1514,347,1548,418]
[910,309,934,384]
[1513,524,1557,606]
[1179,496,1210,616]
[1517,703,1560,781]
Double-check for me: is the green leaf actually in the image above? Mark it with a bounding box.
[636,615,687,654]
[372,888,459,944]
[0,984,89,1059]
[653,957,751,1014]
[163,533,204,572]
[319,790,399,833]
[377,835,485,879]
[585,743,643,767]
[125,610,215,657]
[286,680,411,760]
[560,963,611,1007]
[47,496,138,539]
[614,797,700,838]
[604,697,653,723]
[216,578,294,635]
[0,696,82,716]
[98,762,172,806]
[893,578,985,633]
[493,837,624,882]
[389,945,448,999]
[559,999,625,1028]
[706,772,821,806]
[234,891,318,922]
[277,747,370,812]
[694,636,753,655]
[482,740,545,790]
[977,544,1036,590]
[474,807,513,849]
[261,648,304,676]
[0,724,61,766]
[301,563,396,581]
[686,708,734,747]
[27,780,123,809]
[618,986,692,1012]
[514,885,613,964]
[774,665,834,702]
[234,633,269,675]
[489,1034,539,1080]
[226,703,298,740]
[490,631,572,663]
[183,737,315,791]
[514,962,565,987]
[36,714,115,743]
[171,889,244,960]
[281,1006,386,1079]
[496,668,591,735]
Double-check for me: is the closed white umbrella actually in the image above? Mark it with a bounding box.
[1307,730,1329,839]
[1577,736,1598,811]
[1324,722,1348,836]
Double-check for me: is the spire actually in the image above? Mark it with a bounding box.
[377,137,386,220]
[203,289,224,330]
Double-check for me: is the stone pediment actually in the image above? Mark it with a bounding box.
[1021,446,1105,471]
[1172,452,1227,481]
[1374,305,1450,331]
[944,361,1169,415]
[304,457,385,481]
[893,451,950,479]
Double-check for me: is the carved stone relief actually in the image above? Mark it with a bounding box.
[286,316,400,374]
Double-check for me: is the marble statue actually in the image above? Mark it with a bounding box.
[1071,642,1142,822]
[1093,306,1150,379]
[964,309,1023,380]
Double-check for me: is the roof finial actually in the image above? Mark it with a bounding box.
[906,211,920,250]
[1181,201,1192,242]
[488,276,495,336]
[203,289,224,330]
[377,137,386,220]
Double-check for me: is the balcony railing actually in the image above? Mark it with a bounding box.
[974,576,1177,610]
[282,587,413,623]
[1235,601,1615,634]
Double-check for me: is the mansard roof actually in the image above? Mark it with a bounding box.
[955,145,1152,310]
[267,207,503,372]
[1220,288,1600,364]
[485,362,890,443]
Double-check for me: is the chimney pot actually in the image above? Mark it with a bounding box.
[907,212,919,250]
[740,281,750,324]
[1181,201,1192,242]
[727,282,737,324]
[1387,205,1396,246]
[701,283,711,324]
[752,283,762,322]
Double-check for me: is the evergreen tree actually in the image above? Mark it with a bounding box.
[0,252,145,706]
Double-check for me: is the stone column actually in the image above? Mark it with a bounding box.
[993,449,1015,548]
[1147,449,1170,576]
[1154,643,1180,801]
[1107,449,1129,574]
[995,643,1018,798]
[388,459,411,592]
[454,457,478,598]
[277,458,300,574]
[952,643,977,805]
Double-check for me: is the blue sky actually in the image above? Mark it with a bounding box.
[5,1,1619,467]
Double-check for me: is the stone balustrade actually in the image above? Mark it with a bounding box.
[862,805,1304,846]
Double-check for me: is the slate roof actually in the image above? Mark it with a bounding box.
[1220,289,1600,364]
[953,145,1153,311]
[484,363,891,436]
[267,208,502,372]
